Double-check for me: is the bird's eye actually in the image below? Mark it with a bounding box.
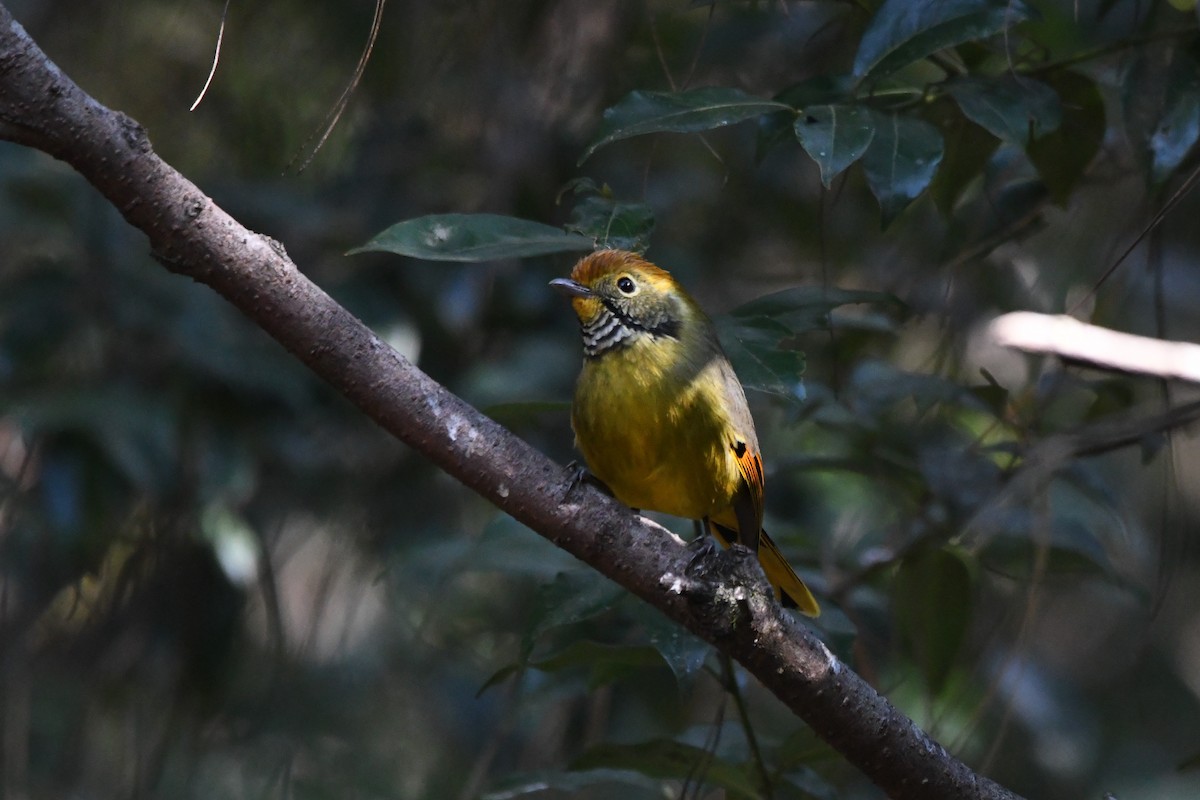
[617,276,636,294]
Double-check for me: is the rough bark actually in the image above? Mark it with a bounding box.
[0,6,1022,799]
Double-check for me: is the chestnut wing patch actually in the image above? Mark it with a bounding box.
[730,439,765,545]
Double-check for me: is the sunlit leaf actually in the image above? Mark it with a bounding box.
[861,112,945,226]
[581,88,790,163]
[350,214,594,261]
[794,105,876,187]
[853,0,1035,80]
[946,75,1062,146]
[571,740,762,799]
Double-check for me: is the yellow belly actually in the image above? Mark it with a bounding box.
[571,340,741,522]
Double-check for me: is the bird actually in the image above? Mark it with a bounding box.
[551,249,819,615]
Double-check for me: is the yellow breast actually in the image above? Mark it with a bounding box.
[571,335,743,521]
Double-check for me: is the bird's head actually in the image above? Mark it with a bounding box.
[550,250,693,358]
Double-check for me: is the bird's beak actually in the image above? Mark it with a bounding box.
[549,278,593,299]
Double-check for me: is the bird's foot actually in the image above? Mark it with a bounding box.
[562,461,614,501]
[664,539,773,635]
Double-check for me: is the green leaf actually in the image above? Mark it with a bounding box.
[1149,54,1200,185]
[730,286,904,331]
[757,75,856,161]
[849,360,985,416]
[571,740,762,799]
[794,105,877,187]
[632,603,711,687]
[894,547,973,695]
[1027,71,1105,205]
[946,75,1062,146]
[477,572,630,696]
[716,315,807,400]
[861,112,945,226]
[580,88,790,164]
[483,769,663,800]
[719,288,905,399]
[563,180,656,252]
[349,214,594,262]
[470,515,582,578]
[530,640,665,688]
[853,0,1035,80]
[522,571,626,659]
[927,99,1000,215]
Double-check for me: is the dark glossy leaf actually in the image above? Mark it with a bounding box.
[632,603,711,687]
[853,0,1035,80]
[581,88,790,163]
[794,105,877,187]
[350,214,594,261]
[571,740,761,799]
[719,288,904,398]
[716,314,807,400]
[970,369,1010,417]
[861,112,945,226]
[530,641,665,687]
[849,360,987,416]
[730,286,905,330]
[946,75,1062,145]
[522,571,626,658]
[941,145,1047,260]
[1149,54,1200,185]
[927,99,1000,215]
[757,75,856,160]
[894,547,973,695]
[471,515,582,578]
[565,185,655,252]
[1027,71,1106,205]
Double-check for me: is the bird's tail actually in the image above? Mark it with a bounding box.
[710,522,820,617]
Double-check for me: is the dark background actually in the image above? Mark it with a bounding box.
[3,1,1200,798]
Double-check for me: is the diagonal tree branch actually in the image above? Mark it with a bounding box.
[0,6,1020,799]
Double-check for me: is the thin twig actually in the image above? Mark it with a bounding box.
[287,0,386,173]
[189,0,232,112]
[1069,161,1200,314]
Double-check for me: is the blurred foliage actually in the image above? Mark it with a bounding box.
[5,0,1200,798]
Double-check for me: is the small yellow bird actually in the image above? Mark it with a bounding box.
[552,249,819,615]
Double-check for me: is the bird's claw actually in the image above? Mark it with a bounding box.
[562,461,614,501]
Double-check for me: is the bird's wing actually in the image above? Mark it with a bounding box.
[731,439,765,539]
